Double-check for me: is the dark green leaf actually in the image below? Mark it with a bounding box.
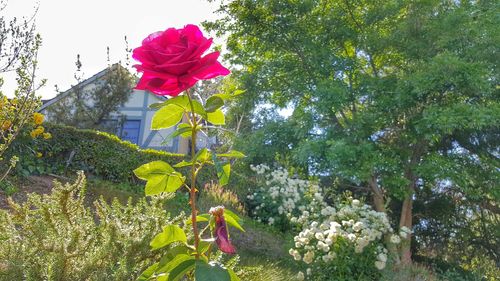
[205,96,225,112]
[136,262,158,281]
[194,261,231,281]
[167,256,195,281]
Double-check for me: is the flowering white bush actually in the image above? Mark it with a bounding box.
[290,198,397,280]
[247,164,326,230]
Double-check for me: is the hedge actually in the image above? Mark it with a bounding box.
[11,123,186,183]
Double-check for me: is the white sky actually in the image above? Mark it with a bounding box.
[1,0,222,99]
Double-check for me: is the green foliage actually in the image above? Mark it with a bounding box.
[9,123,184,185]
[207,0,500,265]
[0,171,185,281]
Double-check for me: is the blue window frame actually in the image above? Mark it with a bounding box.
[120,120,141,145]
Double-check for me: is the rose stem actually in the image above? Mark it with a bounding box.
[186,88,200,258]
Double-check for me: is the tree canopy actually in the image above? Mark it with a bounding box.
[206,0,499,265]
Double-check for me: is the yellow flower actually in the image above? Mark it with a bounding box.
[1,120,12,131]
[36,152,43,158]
[33,112,44,125]
[43,132,52,139]
[30,126,45,138]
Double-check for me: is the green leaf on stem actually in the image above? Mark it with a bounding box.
[198,239,213,254]
[149,102,165,109]
[223,209,245,232]
[228,268,241,281]
[133,161,185,196]
[170,124,193,139]
[212,90,245,101]
[185,214,210,225]
[136,262,159,281]
[216,150,246,159]
[205,96,224,112]
[213,154,231,186]
[194,148,211,164]
[218,163,231,186]
[152,104,184,130]
[150,225,187,250]
[173,160,193,168]
[207,109,225,125]
[195,261,231,281]
[157,254,196,281]
[169,95,206,117]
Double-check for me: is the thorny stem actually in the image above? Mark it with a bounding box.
[186,89,200,258]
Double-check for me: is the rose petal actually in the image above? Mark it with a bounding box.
[215,218,236,254]
[188,52,230,80]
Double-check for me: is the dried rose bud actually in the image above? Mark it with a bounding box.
[209,206,236,254]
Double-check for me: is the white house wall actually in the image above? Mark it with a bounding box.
[118,90,178,151]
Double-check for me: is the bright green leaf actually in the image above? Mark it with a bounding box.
[194,148,211,164]
[166,95,206,117]
[134,161,185,196]
[185,214,210,225]
[223,209,245,232]
[216,150,246,159]
[150,225,187,250]
[152,104,184,130]
[217,163,231,186]
[207,109,225,125]
[173,160,193,168]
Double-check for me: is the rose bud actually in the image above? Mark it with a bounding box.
[209,206,236,254]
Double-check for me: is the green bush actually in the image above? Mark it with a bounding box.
[10,123,185,184]
[0,171,185,280]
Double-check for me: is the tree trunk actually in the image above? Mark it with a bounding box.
[368,175,400,263]
[399,195,413,264]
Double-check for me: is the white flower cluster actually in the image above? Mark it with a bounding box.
[248,164,324,227]
[249,163,270,175]
[290,198,394,276]
[389,225,412,244]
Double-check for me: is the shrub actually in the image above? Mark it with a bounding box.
[289,198,397,281]
[9,123,185,184]
[246,164,326,230]
[0,171,185,280]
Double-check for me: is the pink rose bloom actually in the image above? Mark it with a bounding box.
[133,24,230,96]
[209,206,236,254]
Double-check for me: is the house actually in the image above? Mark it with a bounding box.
[39,65,214,154]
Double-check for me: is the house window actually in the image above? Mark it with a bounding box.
[120,120,141,145]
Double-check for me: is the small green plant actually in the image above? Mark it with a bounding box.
[0,171,183,281]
